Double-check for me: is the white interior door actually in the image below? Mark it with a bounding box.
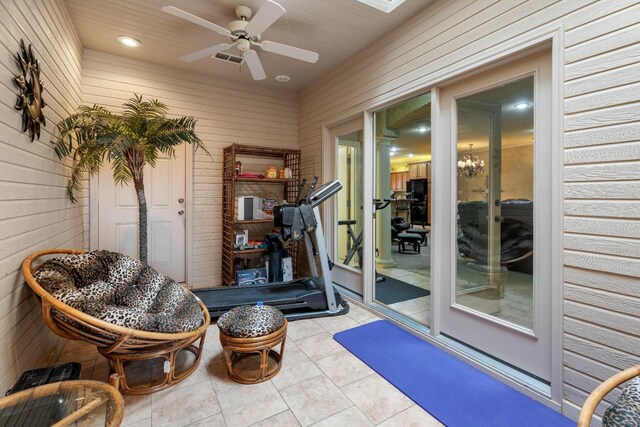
[327,119,364,295]
[97,145,186,281]
[436,50,552,381]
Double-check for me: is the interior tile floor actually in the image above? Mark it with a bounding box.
[54,304,442,427]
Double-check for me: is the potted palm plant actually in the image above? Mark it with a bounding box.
[53,94,209,264]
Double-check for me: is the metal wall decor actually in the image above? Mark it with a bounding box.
[13,39,46,142]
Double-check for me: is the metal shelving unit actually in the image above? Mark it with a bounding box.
[222,144,301,285]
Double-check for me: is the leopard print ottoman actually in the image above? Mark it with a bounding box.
[217,305,285,338]
[217,305,287,384]
[603,376,640,426]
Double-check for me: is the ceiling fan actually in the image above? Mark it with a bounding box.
[161,0,319,81]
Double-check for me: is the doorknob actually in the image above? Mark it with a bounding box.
[178,198,184,203]
[494,215,504,223]
[178,210,185,215]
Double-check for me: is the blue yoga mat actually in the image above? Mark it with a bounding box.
[334,320,574,427]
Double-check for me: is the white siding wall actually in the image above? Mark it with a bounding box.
[81,50,299,289]
[0,0,84,391]
[298,0,640,421]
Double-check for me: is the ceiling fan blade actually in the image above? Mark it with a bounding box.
[245,0,286,35]
[162,6,231,37]
[260,40,319,63]
[180,43,233,62]
[243,50,266,80]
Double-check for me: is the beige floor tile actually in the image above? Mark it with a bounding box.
[295,332,345,362]
[377,405,443,427]
[171,360,211,390]
[315,351,374,387]
[407,310,430,325]
[121,394,152,426]
[341,375,413,424]
[286,319,325,341]
[217,381,288,427]
[123,419,152,427]
[279,375,352,426]
[207,359,248,395]
[314,315,360,334]
[152,380,221,427]
[346,304,380,324]
[271,345,323,390]
[310,405,373,427]
[56,342,98,364]
[250,410,301,426]
[188,413,227,426]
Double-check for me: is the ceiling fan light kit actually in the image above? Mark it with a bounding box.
[162,0,319,81]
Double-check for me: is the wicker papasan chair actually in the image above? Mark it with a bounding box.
[22,249,210,395]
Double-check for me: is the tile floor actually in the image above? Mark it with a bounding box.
[54,303,443,427]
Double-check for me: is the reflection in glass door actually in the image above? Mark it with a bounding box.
[373,93,432,326]
[331,122,364,295]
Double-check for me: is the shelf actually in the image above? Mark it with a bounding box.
[234,219,274,225]
[233,177,296,183]
[233,248,268,255]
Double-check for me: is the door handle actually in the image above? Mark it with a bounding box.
[178,210,185,215]
[178,198,184,203]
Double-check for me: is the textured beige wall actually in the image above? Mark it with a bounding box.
[0,0,85,391]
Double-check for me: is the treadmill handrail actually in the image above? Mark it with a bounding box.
[310,180,343,208]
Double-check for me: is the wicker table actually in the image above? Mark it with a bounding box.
[0,379,124,427]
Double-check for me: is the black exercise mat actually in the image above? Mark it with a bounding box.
[375,275,430,305]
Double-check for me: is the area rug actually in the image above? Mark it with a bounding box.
[334,320,574,427]
[375,275,430,305]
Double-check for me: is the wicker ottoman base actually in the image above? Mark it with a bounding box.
[219,320,287,384]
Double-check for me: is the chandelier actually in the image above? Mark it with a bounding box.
[457,144,484,180]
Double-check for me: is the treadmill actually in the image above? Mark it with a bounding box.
[194,179,350,320]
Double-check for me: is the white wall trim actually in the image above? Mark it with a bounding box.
[185,145,194,287]
[549,25,565,406]
[89,174,99,251]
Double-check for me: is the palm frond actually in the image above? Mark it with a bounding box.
[54,94,210,203]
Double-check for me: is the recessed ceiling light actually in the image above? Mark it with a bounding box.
[418,126,429,133]
[275,75,291,82]
[514,102,531,109]
[408,153,414,158]
[117,36,142,47]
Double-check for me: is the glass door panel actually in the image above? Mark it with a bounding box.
[337,133,363,269]
[331,121,364,295]
[373,93,432,326]
[455,76,534,330]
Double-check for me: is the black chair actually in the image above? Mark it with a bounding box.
[391,217,426,254]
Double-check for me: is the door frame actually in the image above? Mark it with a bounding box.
[322,27,564,406]
[323,117,368,296]
[436,53,552,382]
[89,144,193,285]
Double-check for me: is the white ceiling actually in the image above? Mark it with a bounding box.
[65,0,433,92]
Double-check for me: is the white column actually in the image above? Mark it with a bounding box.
[376,136,394,266]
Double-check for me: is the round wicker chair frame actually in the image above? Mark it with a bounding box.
[22,249,211,395]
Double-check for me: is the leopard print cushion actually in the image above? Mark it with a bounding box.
[217,305,285,338]
[33,251,204,333]
[603,376,640,427]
